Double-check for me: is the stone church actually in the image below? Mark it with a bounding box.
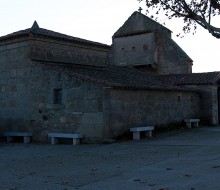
[0,11,219,142]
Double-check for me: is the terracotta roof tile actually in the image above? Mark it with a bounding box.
[32,60,197,92]
[157,72,220,85]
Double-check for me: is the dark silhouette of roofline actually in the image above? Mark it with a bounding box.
[0,21,111,49]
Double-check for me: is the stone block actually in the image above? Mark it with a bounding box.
[71,100,85,112]
[16,69,26,77]
[0,45,6,51]
[78,124,103,138]
[59,116,67,124]
[84,100,100,112]
[7,43,19,50]
[70,113,82,124]
[8,99,16,108]
[67,88,84,100]
[18,41,30,47]
[85,90,102,100]
[81,113,103,125]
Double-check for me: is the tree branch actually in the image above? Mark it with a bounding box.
[141,0,220,38]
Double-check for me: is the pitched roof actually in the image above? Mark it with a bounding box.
[32,59,196,92]
[157,72,220,85]
[0,21,110,49]
[167,38,193,62]
[113,11,171,38]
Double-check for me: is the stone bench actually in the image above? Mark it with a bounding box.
[48,133,83,145]
[130,126,154,140]
[184,119,200,128]
[3,132,32,144]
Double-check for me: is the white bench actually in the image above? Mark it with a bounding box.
[48,133,83,145]
[3,132,32,144]
[130,126,154,140]
[184,119,200,128]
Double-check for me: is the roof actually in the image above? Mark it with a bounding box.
[32,59,197,92]
[0,21,110,49]
[157,72,220,85]
[167,38,193,62]
[113,11,171,38]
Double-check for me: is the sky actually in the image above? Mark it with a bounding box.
[0,0,219,73]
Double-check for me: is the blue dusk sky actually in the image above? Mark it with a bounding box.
[0,0,219,73]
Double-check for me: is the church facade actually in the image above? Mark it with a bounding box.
[0,12,219,142]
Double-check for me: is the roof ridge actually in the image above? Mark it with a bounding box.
[0,22,110,48]
[133,11,171,31]
[113,11,171,38]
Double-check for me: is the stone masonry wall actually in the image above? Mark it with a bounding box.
[0,39,32,134]
[28,65,106,142]
[108,89,200,137]
[113,33,192,74]
[183,85,218,125]
[0,36,110,142]
[113,33,156,66]
[28,38,109,66]
[155,36,192,74]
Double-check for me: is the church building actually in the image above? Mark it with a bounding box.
[0,11,219,142]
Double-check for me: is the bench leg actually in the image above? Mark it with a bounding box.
[194,122,199,127]
[23,137,30,144]
[132,132,140,140]
[51,137,58,145]
[186,122,191,128]
[6,137,13,143]
[145,130,152,137]
[73,138,80,145]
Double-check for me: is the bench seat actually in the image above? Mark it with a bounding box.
[184,119,200,128]
[48,133,83,145]
[3,132,32,144]
[130,126,154,140]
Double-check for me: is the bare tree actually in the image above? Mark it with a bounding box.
[138,0,220,38]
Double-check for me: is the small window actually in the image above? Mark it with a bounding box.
[191,96,194,102]
[178,96,181,102]
[53,89,62,104]
[132,46,136,51]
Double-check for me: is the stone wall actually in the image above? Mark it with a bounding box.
[113,33,156,66]
[0,39,32,134]
[112,33,192,74]
[28,37,109,66]
[28,65,107,142]
[107,89,200,137]
[0,31,210,143]
[183,85,218,125]
[157,37,192,74]
[0,37,110,142]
